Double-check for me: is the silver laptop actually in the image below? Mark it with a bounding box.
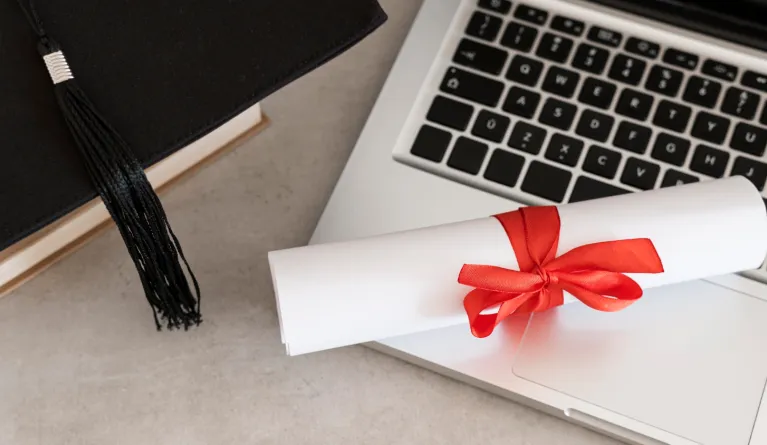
[309,1,767,443]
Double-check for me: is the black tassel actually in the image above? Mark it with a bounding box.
[18,0,202,330]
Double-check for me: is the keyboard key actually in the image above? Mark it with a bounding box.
[571,43,609,75]
[440,67,505,107]
[690,144,729,178]
[411,125,452,162]
[702,59,738,82]
[651,132,690,166]
[613,121,651,154]
[426,95,474,130]
[508,121,547,154]
[539,98,577,130]
[732,156,767,190]
[587,26,621,47]
[506,55,544,86]
[448,137,489,174]
[521,161,572,202]
[502,86,541,118]
[578,77,616,109]
[653,100,692,133]
[570,176,630,202]
[661,169,699,187]
[608,54,647,86]
[545,133,584,166]
[453,38,508,75]
[536,32,574,63]
[721,87,760,120]
[682,76,722,108]
[466,11,503,42]
[471,109,511,142]
[515,4,548,25]
[761,104,767,126]
[625,37,660,59]
[550,15,584,36]
[542,66,580,98]
[621,157,660,190]
[478,0,512,14]
[576,109,614,142]
[583,145,621,179]
[742,70,767,93]
[500,22,538,52]
[690,111,730,144]
[663,48,698,70]
[645,65,683,97]
[730,122,767,156]
[484,149,525,188]
[615,89,654,121]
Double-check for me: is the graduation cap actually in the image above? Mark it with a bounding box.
[4,0,387,329]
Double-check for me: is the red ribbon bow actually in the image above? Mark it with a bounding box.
[458,206,664,338]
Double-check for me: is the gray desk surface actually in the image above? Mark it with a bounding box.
[0,1,619,444]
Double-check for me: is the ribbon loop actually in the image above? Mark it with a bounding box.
[459,206,664,338]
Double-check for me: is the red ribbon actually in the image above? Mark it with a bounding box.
[458,206,664,338]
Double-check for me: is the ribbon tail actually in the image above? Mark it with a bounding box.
[547,238,664,274]
[465,289,537,338]
[559,281,639,312]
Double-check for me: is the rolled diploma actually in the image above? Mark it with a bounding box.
[269,176,767,356]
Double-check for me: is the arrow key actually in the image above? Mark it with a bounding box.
[453,38,508,75]
[620,157,660,190]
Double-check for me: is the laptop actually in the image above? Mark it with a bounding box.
[309,1,767,443]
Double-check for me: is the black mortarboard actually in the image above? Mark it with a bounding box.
[2,0,387,329]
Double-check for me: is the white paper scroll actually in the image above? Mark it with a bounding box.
[269,177,767,356]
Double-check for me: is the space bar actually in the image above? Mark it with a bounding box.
[569,176,630,202]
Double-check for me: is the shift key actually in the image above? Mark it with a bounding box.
[440,67,505,107]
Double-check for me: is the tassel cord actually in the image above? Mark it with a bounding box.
[65,84,199,326]
[15,0,203,330]
[58,73,202,328]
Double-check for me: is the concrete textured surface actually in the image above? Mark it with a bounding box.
[0,1,620,444]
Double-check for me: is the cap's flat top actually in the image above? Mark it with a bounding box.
[0,0,385,251]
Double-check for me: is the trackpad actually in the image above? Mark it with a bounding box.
[512,280,767,445]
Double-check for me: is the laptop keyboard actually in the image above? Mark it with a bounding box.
[402,0,767,279]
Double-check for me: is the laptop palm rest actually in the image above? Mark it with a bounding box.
[512,280,767,445]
